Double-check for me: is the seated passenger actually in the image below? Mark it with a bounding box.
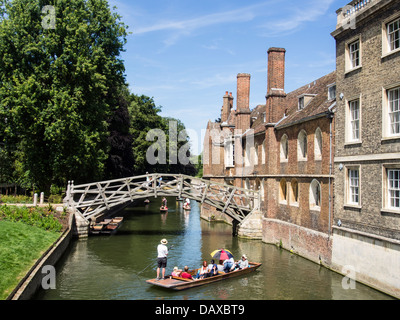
[223,257,235,273]
[171,266,182,277]
[195,261,208,279]
[206,259,218,277]
[180,266,193,279]
[236,254,249,269]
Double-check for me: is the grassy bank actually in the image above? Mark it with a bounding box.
[0,205,66,300]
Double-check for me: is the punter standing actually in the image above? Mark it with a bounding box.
[156,238,168,280]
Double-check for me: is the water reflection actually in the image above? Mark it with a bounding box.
[35,197,393,300]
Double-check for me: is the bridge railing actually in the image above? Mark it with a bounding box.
[65,173,260,222]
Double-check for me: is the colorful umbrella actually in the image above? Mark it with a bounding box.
[210,249,234,261]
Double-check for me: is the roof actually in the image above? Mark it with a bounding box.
[274,71,336,129]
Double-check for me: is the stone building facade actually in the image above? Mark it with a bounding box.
[331,0,400,298]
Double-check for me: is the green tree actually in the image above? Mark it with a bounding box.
[0,0,128,192]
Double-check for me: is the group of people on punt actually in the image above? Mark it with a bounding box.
[170,255,249,280]
[156,238,249,281]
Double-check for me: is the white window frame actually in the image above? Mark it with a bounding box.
[224,138,235,168]
[388,87,400,136]
[388,18,400,52]
[345,36,362,73]
[382,165,400,214]
[388,169,400,210]
[345,166,361,207]
[382,85,400,140]
[382,14,400,58]
[345,97,362,144]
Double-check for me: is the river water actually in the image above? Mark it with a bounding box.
[35,197,393,300]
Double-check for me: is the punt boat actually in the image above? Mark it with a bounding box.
[146,262,262,290]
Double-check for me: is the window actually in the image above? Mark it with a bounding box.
[297,130,307,160]
[347,168,360,205]
[388,18,400,52]
[279,179,287,204]
[263,112,266,122]
[298,97,304,110]
[310,179,321,210]
[328,85,336,100]
[314,128,322,161]
[224,139,235,167]
[347,99,360,142]
[280,134,288,162]
[290,180,299,205]
[349,40,360,69]
[388,87,400,135]
[388,169,400,209]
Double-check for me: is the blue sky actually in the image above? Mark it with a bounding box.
[108,0,350,154]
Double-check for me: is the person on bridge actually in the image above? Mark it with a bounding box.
[156,239,168,280]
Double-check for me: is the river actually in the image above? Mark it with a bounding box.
[35,197,393,300]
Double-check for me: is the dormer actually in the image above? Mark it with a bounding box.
[328,83,336,101]
[298,94,317,110]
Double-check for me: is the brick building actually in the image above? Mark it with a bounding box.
[331,0,400,297]
[202,0,400,298]
[202,47,337,264]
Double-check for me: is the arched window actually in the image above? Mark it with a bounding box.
[310,179,321,209]
[298,130,307,160]
[279,179,287,203]
[314,128,322,161]
[280,134,288,161]
[290,179,299,205]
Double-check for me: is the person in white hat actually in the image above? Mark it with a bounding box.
[156,239,168,280]
[236,254,249,269]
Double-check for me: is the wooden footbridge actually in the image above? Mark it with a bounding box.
[64,173,260,224]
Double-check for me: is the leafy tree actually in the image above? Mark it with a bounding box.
[0,0,128,192]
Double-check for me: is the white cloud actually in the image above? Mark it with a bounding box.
[258,0,336,36]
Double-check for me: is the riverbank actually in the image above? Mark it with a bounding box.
[0,204,70,300]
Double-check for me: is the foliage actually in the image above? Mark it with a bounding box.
[0,0,128,192]
[0,205,63,232]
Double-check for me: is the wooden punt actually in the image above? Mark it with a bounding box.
[160,206,168,213]
[146,262,262,290]
[112,217,124,223]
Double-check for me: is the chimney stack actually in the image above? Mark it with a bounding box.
[267,47,286,96]
[221,91,233,123]
[266,47,287,123]
[237,73,251,112]
[236,73,251,131]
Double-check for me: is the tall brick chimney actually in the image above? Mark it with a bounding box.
[236,73,251,131]
[221,91,233,123]
[266,47,286,124]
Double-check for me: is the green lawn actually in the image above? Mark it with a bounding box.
[0,220,60,300]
